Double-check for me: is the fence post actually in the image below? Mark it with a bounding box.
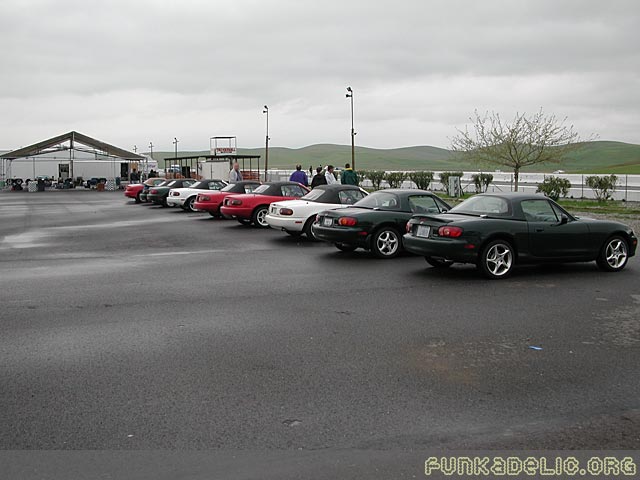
[581,175,584,198]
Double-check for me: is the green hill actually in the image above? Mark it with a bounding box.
[150,141,640,174]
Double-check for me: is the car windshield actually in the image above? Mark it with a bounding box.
[450,195,510,216]
[301,189,326,201]
[353,191,400,210]
[221,184,238,192]
[190,181,208,189]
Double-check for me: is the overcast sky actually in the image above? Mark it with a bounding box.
[1,0,638,152]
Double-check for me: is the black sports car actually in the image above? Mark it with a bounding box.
[312,189,451,258]
[147,178,197,207]
[403,192,637,279]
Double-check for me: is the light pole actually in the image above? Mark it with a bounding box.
[263,105,269,181]
[346,86,355,170]
[173,137,179,159]
[149,141,154,178]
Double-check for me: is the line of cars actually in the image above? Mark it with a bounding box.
[125,179,637,279]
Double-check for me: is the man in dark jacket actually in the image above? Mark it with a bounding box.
[340,163,358,185]
[310,166,327,188]
[289,164,309,186]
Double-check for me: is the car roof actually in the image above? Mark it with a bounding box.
[476,192,548,201]
[313,184,363,191]
[370,188,433,195]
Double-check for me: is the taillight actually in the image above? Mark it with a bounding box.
[338,217,357,226]
[200,195,210,202]
[150,189,158,194]
[438,226,463,238]
[406,222,412,233]
[279,208,294,216]
[230,199,242,206]
[171,191,180,196]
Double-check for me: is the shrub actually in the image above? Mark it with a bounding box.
[439,171,463,195]
[585,175,617,202]
[383,172,408,188]
[536,176,571,201]
[471,173,494,193]
[408,171,434,190]
[362,170,386,190]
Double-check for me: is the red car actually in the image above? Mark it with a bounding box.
[194,181,261,217]
[220,181,309,227]
[124,178,166,203]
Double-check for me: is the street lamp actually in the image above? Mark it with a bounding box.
[263,105,270,181]
[173,137,179,159]
[346,87,355,170]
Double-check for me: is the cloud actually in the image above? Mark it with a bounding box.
[0,0,638,150]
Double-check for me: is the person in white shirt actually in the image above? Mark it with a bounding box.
[325,165,338,185]
[229,162,243,183]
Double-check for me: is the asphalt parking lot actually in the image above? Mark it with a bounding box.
[1,190,639,477]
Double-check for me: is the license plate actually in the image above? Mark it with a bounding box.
[416,225,431,238]
[323,217,333,227]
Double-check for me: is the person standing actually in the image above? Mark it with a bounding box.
[289,164,309,186]
[325,165,338,185]
[340,163,358,185]
[310,167,327,188]
[229,162,243,183]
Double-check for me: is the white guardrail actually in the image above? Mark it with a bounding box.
[265,170,640,202]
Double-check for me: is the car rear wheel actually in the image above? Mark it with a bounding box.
[596,235,629,272]
[238,218,252,225]
[335,243,357,252]
[208,211,221,218]
[371,227,401,259]
[425,256,453,268]
[135,192,141,203]
[186,196,197,212]
[479,239,514,279]
[303,217,317,241]
[252,206,269,228]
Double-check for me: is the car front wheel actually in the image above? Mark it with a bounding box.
[252,206,269,228]
[596,235,629,272]
[186,196,197,212]
[479,239,514,279]
[371,228,401,259]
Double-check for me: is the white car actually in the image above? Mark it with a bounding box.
[266,184,368,239]
[166,179,228,211]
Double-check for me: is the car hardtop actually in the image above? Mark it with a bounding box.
[221,180,260,191]
[299,184,368,204]
[449,192,577,222]
[180,179,225,190]
[320,189,449,216]
[250,182,308,196]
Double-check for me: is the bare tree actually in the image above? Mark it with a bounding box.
[451,109,589,191]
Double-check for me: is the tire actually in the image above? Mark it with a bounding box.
[425,256,453,268]
[208,211,221,218]
[186,196,197,212]
[161,197,168,207]
[238,218,252,226]
[479,239,514,279]
[285,229,302,237]
[135,192,141,204]
[596,235,629,272]
[371,227,402,259]
[303,217,317,241]
[252,206,269,228]
[335,243,357,252]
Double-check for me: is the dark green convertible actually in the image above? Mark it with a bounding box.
[404,192,637,279]
[312,189,451,258]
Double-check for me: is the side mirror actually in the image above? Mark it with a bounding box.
[559,214,569,225]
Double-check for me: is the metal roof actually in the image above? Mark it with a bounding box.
[0,131,144,161]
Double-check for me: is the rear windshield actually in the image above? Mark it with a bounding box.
[354,191,400,210]
[253,185,271,194]
[301,189,326,201]
[451,195,510,216]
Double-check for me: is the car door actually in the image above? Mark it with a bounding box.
[521,199,589,258]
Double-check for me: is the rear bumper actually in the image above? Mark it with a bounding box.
[220,206,253,219]
[167,197,186,207]
[312,224,369,247]
[265,215,305,232]
[403,234,477,262]
[194,201,218,213]
[124,190,138,199]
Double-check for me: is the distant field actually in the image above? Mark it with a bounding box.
[151,141,640,174]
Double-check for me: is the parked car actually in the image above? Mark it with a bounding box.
[312,189,451,258]
[193,181,262,217]
[266,184,368,239]
[220,181,310,227]
[124,178,166,203]
[147,178,198,207]
[140,179,171,203]
[403,192,638,279]
[166,179,228,211]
